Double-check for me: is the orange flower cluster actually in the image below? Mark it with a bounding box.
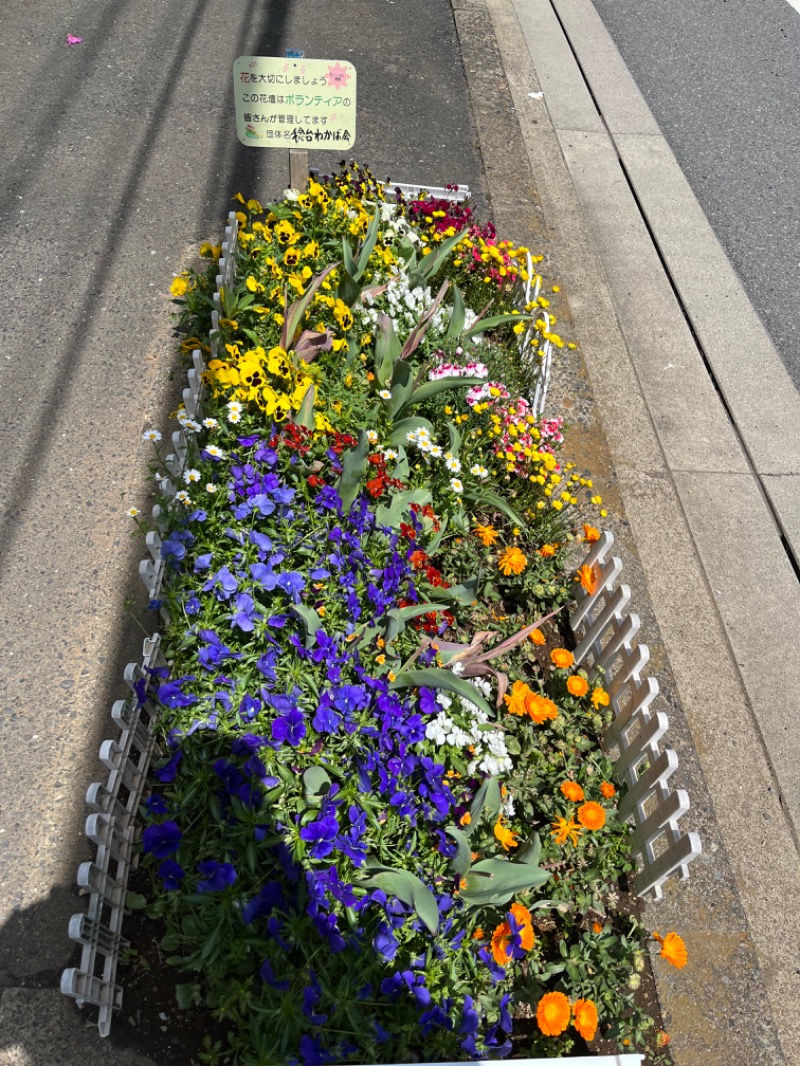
[503,679,559,724]
[536,991,598,1041]
[474,523,499,546]
[591,685,610,709]
[529,627,546,646]
[491,903,535,966]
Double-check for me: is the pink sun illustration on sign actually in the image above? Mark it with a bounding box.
[326,63,350,88]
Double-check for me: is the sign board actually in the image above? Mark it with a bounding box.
[233,56,357,148]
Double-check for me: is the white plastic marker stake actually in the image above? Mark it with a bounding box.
[528,91,544,99]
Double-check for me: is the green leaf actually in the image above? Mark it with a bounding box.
[386,359,414,420]
[389,668,493,718]
[341,237,357,279]
[160,932,182,952]
[294,383,316,430]
[175,982,200,1010]
[445,826,473,876]
[517,832,542,868]
[407,228,465,288]
[374,313,403,387]
[335,430,369,514]
[426,576,479,606]
[355,209,381,280]
[360,870,439,934]
[280,263,338,350]
[387,415,434,446]
[290,603,322,646]
[461,857,550,908]
[336,269,361,308]
[465,777,503,835]
[445,283,467,340]
[125,891,148,911]
[463,486,526,530]
[375,488,431,529]
[396,376,486,417]
[463,312,531,340]
[303,766,332,805]
[447,420,462,456]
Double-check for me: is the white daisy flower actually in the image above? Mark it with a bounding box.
[174,490,191,505]
[470,464,489,478]
[445,453,461,473]
[182,419,202,434]
[204,445,225,459]
[378,389,392,400]
[450,477,464,494]
[183,468,201,484]
[203,418,219,430]
[206,482,219,493]
[382,448,398,461]
[428,445,443,459]
[142,429,162,443]
[126,507,140,518]
[367,430,379,444]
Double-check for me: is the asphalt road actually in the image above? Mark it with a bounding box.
[0,0,484,1043]
[590,0,800,387]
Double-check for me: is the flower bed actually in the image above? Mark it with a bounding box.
[69,164,694,1064]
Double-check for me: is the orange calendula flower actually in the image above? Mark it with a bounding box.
[504,679,532,717]
[567,675,589,698]
[653,931,688,969]
[577,801,606,830]
[560,780,585,802]
[572,998,599,1041]
[529,627,546,645]
[474,523,499,546]
[592,921,605,934]
[536,991,571,1036]
[551,816,582,847]
[577,563,598,594]
[538,543,557,558]
[600,781,616,798]
[527,692,559,724]
[494,817,519,851]
[509,902,533,930]
[459,811,472,826]
[472,927,484,940]
[498,546,528,576]
[591,686,610,709]
[550,648,575,670]
[583,523,601,542]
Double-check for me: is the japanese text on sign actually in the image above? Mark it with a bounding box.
[233,56,357,148]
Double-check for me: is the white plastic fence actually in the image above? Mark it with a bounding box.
[571,532,702,899]
[62,190,693,1042]
[60,633,166,1036]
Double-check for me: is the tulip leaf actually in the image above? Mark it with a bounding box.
[463,312,531,340]
[302,766,332,805]
[460,857,550,908]
[465,777,502,836]
[445,283,467,340]
[389,668,494,718]
[360,870,439,934]
[396,376,485,418]
[335,430,369,514]
[445,826,473,876]
[388,415,435,446]
[375,488,431,529]
[463,486,526,530]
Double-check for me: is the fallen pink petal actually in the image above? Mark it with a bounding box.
[66,34,83,45]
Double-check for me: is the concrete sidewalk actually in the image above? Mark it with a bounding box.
[454,0,800,1062]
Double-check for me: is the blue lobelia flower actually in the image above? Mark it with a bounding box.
[230,591,263,633]
[141,820,182,858]
[459,995,480,1035]
[259,957,289,991]
[156,678,198,709]
[152,750,183,784]
[196,860,237,893]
